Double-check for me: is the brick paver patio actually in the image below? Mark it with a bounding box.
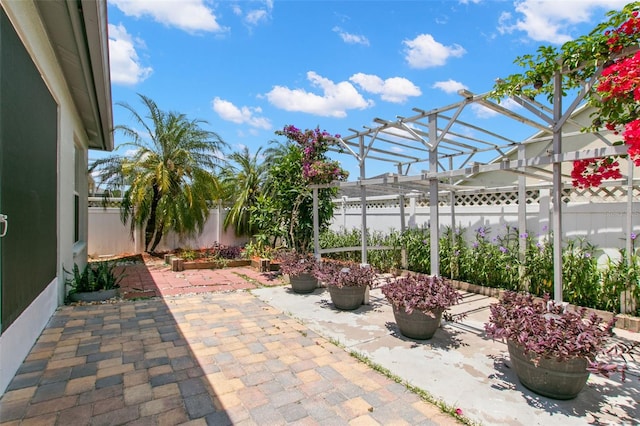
[0,260,459,425]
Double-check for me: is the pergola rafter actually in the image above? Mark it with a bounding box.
[310,59,638,303]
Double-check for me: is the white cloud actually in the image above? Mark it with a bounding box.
[232,0,273,27]
[350,73,421,103]
[245,9,269,25]
[498,0,630,44]
[212,98,271,130]
[332,27,370,46]
[110,0,228,33]
[265,72,374,118]
[108,23,153,86]
[403,34,466,68]
[433,79,467,94]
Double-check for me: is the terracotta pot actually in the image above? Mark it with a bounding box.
[328,285,366,310]
[392,307,442,340]
[289,273,317,294]
[507,340,590,400]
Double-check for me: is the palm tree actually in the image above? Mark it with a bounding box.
[90,94,226,252]
[219,146,266,236]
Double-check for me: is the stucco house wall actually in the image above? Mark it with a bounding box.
[0,0,112,394]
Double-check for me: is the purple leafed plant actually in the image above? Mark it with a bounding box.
[276,250,318,276]
[485,291,635,379]
[314,260,379,288]
[381,273,463,319]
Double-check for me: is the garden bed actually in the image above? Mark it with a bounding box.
[448,278,639,333]
[391,268,638,332]
[170,257,251,272]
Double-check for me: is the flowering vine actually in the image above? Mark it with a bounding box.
[491,2,640,188]
[571,157,622,189]
[276,125,349,185]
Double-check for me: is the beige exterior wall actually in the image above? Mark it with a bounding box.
[0,0,92,394]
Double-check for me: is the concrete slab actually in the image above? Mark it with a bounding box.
[252,285,640,426]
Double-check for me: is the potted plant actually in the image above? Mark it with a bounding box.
[485,291,626,400]
[65,261,123,302]
[314,260,379,310]
[381,273,463,340]
[276,250,319,294]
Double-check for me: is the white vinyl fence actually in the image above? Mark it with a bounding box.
[89,187,640,264]
[328,187,640,265]
[88,198,247,256]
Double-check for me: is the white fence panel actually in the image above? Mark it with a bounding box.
[330,195,640,264]
[88,190,640,262]
[88,207,133,256]
[88,201,247,256]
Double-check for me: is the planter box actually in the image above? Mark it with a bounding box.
[69,288,118,302]
[251,257,270,272]
[269,261,281,271]
[172,258,251,272]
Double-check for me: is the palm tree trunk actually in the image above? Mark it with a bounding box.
[145,186,160,252]
[149,223,164,253]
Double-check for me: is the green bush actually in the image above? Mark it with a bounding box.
[319,228,401,271]
[320,225,640,315]
[65,261,122,294]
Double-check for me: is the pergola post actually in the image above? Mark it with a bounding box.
[341,195,348,230]
[552,71,563,303]
[429,113,440,277]
[359,136,368,266]
[622,160,635,313]
[517,145,527,291]
[449,158,456,275]
[313,187,320,260]
[398,164,407,269]
[217,200,223,245]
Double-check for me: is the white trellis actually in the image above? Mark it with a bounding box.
[311,68,637,304]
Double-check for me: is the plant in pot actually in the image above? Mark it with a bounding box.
[485,291,630,400]
[65,261,123,302]
[314,260,379,310]
[276,250,319,294]
[381,273,464,340]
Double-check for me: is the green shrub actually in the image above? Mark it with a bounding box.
[65,261,123,294]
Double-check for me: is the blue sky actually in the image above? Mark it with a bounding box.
[96,0,631,178]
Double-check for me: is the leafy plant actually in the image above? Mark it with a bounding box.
[439,226,466,279]
[179,249,198,261]
[319,228,402,271]
[522,232,554,296]
[209,242,242,260]
[314,260,379,288]
[600,245,640,314]
[485,291,630,378]
[243,240,278,260]
[65,261,123,294]
[381,273,463,320]
[562,238,601,308]
[276,250,318,276]
[399,226,431,273]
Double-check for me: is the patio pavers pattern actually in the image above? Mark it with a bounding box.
[116,260,283,299]
[0,288,459,425]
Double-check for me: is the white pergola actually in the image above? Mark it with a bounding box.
[311,68,637,303]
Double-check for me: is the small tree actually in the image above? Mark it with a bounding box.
[91,94,226,252]
[251,126,348,252]
[220,147,266,237]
